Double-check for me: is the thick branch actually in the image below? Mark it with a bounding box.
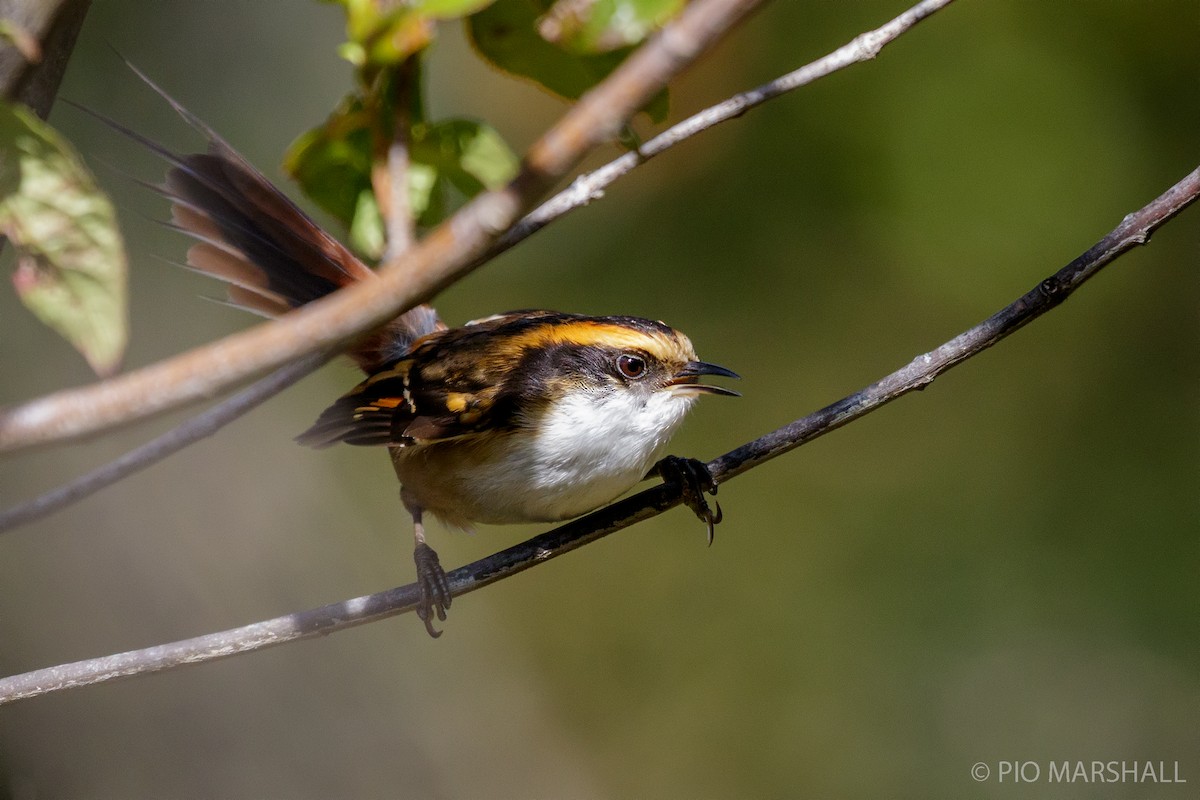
[2,162,1195,706]
[0,0,953,532]
[0,0,91,116]
[0,0,765,452]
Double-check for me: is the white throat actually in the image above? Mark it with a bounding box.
[476,387,697,523]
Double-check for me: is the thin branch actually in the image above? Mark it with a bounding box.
[496,0,955,251]
[3,162,1195,707]
[0,0,954,531]
[710,165,1200,483]
[0,0,766,453]
[0,351,332,533]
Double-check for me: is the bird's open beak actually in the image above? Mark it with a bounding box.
[669,361,741,397]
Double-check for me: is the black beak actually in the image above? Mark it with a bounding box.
[670,361,741,397]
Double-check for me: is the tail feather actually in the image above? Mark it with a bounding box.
[72,59,446,373]
[162,149,371,308]
[183,239,291,318]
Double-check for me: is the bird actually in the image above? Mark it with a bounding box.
[91,71,739,636]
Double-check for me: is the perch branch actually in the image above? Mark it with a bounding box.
[0,0,766,453]
[0,0,956,530]
[2,161,1195,706]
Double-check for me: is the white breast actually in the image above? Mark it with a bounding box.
[398,388,697,527]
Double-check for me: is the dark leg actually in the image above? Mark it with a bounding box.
[409,505,451,638]
[651,456,723,546]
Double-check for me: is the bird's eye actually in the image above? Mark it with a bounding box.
[616,354,646,380]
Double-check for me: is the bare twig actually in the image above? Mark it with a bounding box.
[0,0,766,452]
[0,351,331,533]
[709,165,1200,482]
[497,0,955,250]
[0,0,954,531]
[3,162,1195,706]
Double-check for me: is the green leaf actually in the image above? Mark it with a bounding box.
[0,101,127,375]
[285,98,517,257]
[407,160,442,228]
[283,95,373,228]
[412,119,519,199]
[327,0,433,67]
[467,0,669,121]
[327,0,496,68]
[324,0,495,22]
[538,0,685,54]
[363,13,436,66]
[417,0,498,18]
[348,190,386,258]
[284,97,386,258]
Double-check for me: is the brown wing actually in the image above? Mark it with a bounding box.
[294,372,419,448]
[295,328,513,449]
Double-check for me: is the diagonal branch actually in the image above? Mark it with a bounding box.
[0,0,956,531]
[710,165,1200,482]
[0,351,332,532]
[498,0,955,250]
[3,161,1195,707]
[0,0,767,453]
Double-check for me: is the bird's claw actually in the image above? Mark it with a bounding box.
[413,542,451,638]
[654,456,723,546]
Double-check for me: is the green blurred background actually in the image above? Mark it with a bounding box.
[1,1,1197,797]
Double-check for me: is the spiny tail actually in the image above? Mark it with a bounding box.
[73,61,442,373]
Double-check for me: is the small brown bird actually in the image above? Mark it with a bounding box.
[98,74,738,636]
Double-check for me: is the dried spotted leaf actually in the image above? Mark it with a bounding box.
[0,100,128,375]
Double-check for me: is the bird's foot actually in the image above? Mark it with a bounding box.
[413,542,452,638]
[653,455,723,545]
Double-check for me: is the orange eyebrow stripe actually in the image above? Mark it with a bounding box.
[506,321,679,355]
